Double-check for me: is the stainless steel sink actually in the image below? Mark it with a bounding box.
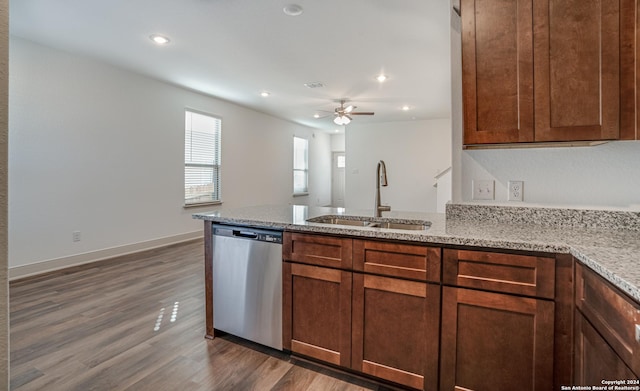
[368,222,430,230]
[315,218,372,227]
[306,216,431,231]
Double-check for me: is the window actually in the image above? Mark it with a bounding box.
[293,137,308,194]
[184,110,221,206]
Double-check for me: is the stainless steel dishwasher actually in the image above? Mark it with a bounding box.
[211,224,283,350]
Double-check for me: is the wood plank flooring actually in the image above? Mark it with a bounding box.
[9,240,389,391]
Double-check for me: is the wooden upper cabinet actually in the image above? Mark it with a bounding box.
[534,0,620,142]
[462,0,637,145]
[462,0,534,144]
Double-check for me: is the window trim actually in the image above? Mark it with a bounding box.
[293,136,309,196]
[184,109,222,207]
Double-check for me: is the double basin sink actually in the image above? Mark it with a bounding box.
[307,215,431,231]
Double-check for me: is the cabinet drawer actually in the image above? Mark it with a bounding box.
[283,232,352,269]
[443,249,555,298]
[575,263,640,375]
[353,240,441,282]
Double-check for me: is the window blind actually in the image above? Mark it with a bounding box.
[293,137,308,194]
[185,110,221,205]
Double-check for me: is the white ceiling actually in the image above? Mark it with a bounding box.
[10,0,452,132]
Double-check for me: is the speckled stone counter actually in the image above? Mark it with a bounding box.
[193,204,640,303]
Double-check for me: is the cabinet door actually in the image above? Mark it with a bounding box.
[352,274,440,391]
[461,0,534,144]
[440,287,554,391]
[575,263,640,374]
[575,311,637,384]
[283,262,351,367]
[533,0,631,141]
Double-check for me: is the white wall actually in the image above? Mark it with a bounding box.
[9,37,331,270]
[450,5,464,206]
[459,142,640,209]
[306,131,332,207]
[449,6,640,211]
[0,0,8,384]
[331,133,345,151]
[345,119,451,213]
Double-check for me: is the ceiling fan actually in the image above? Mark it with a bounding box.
[331,99,375,125]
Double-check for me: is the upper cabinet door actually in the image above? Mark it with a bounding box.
[462,0,534,144]
[533,0,621,142]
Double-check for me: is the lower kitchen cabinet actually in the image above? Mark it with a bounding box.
[574,311,636,384]
[351,273,440,391]
[282,262,352,368]
[574,262,640,379]
[440,287,555,391]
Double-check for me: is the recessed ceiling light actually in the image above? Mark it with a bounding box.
[334,129,340,133]
[283,4,303,16]
[402,105,411,111]
[260,91,270,97]
[150,34,170,45]
[313,114,320,118]
[376,74,387,82]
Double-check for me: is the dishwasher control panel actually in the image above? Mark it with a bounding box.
[212,224,283,244]
[262,234,282,243]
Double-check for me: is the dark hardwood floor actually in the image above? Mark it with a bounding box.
[9,240,386,391]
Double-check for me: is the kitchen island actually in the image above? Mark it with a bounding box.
[193,204,640,390]
[194,204,640,301]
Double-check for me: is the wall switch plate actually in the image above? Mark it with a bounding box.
[508,180,524,202]
[72,231,81,242]
[472,180,494,200]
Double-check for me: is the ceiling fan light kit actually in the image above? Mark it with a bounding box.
[328,99,374,125]
[334,115,351,125]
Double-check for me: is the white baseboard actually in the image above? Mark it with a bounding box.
[9,231,203,281]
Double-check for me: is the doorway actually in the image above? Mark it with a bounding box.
[331,152,345,207]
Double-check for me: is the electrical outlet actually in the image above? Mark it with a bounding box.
[472,180,494,200]
[72,231,81,242]
[508,181,524,202]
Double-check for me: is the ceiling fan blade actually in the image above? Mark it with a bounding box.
[350,112,375,115]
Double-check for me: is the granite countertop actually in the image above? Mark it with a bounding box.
[193,204,640,303]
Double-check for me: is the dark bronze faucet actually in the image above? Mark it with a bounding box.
[374,160,390,217]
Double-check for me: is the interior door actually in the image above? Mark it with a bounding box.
[331,152,345,207]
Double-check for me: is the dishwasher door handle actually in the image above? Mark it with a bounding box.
[232,230,259,239]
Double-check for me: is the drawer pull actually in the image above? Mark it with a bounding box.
[636,324,640,343]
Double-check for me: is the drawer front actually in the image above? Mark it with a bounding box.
[576,262,640,375]
[353,240,441,282]
[443,249,555,299]
[283,232,352,269]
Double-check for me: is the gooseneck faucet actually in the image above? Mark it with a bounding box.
[374,160,391,217]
